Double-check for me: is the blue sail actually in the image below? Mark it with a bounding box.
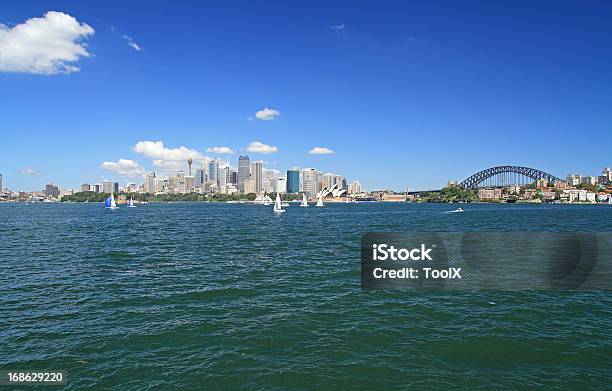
[105,196,112,208]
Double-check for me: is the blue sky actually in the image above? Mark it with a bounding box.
[1,1,611,191]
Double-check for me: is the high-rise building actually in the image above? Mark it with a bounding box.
[102,180,114,194]
[302,168,319,197]
[335,175,346,190]
[92,183,102,193]
[244,179,256,194]
[114,182,119,194]
[237,155,250,192]
[208,160,219,186]
[276,177,287,194]
[251,161,263,194]
[323,173,335,189]
[603,167,612,182]
[81,183,91,192]
[185,176,194,192]
[230,170,238,185]
[45,183,60,198]
[286,169,299,193]
[144,172,157,193]
[219,166,230,187]
[195,167,206,189]
[0,173,3,191]
[351,180,362,194]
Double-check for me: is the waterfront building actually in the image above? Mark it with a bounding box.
[566,174,581,186]
[195,167,206,189]
[244,179,256,194]
[536,178,548,188]
[237,155,250,192]
[208,160,220,187]
[220,166,231,187]
[581,176,597,186]
[603,167,612,182]
[323,173,335,189]
[185,176,195,192]
[351,180,362,195]
[81,183,91,192]
[447,180,460,187]
[336,176,347,191]
[554,181,567,190]
[230,170,238,185]
[144,172,157,194]
[286,169,299,193]
[102,180,115,194]
[92,183,102,193]
[478,188,502,200]
[302,168,319,197]
[45,183,60,198]
[251,161,263,194]
[276,177,287,194]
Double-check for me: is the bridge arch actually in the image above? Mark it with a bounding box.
[460,166,561,189]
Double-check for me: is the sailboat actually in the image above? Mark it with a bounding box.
[300,193,308,207]
[609,195,612,205]
[316,194,324,207]
[263,194,272,206]
[105,193,118,209]
[273,193,285,213]
[127,197,136,208]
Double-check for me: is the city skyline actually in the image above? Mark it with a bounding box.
[2,2,612,191]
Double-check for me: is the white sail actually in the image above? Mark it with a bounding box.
[110,193,117,209]
[300,193,308,207]
[316,194,324,207]
[128,197,136,208]
[274,193,285,213]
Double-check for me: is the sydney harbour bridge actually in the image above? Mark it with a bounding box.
[459,165,561,189]
[410,165,562,194]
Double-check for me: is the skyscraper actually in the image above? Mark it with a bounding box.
[323,173,335,189]
[276,177,287,194]
[251,161,263,194]
[144,172,157,193]
[237,155,250,192]
[0,173,3,191]
[208,160,219,186]
[286,169,299,193]
[351,180,362,194]
[302,168,319,197]
[102,180,114,194]
[195,166,206,189]
[45,183,60,198]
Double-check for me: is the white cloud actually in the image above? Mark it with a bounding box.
[122,34,142,51]
[133,140,204,161]
[329,24,346,32]
[133,140,209,174]
[309,146,334,155]
[254,107,280,121]
[206,146,235,154]
[19,167,40,176]
[247,141,278,154]
[0,11,94,74]
[101,159,146,177]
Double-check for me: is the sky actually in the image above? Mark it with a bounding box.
[1,0,611,191]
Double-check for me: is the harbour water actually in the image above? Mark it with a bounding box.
[1,203,611,389]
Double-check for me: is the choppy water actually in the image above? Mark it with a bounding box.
[1,203,611,389]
